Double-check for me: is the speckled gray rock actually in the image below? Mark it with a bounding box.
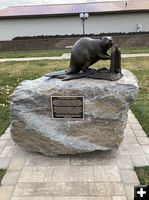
[10,69,138,156]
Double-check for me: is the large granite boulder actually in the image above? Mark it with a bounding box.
[10,69,138,156]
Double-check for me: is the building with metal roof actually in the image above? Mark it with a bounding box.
[0,0,149,40]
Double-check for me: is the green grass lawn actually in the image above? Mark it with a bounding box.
[120,46,149,54]
[135,167,149,185]
[0,169,6,185]
[0,49,72,59]
[0,55,149,184]
[0,46,148,59]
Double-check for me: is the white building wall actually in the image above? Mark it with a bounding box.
[86,13,149,34]
[0,13,149,41]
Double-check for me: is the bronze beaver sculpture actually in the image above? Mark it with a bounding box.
[66,36,113,74]
[45,36,122,81]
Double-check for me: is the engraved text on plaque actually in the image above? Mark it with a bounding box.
[51,96,84,119]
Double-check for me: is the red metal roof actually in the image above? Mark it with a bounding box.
[0,0,149,18]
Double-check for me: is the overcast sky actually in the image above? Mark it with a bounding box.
[0,0,127,10]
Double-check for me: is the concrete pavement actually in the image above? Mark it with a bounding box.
[0,53,149,62]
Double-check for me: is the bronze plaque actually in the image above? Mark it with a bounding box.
[51,96,84,119]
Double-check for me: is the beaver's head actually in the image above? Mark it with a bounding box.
[100,36,113,50]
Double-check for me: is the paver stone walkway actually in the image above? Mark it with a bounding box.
[0,110,149,200]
